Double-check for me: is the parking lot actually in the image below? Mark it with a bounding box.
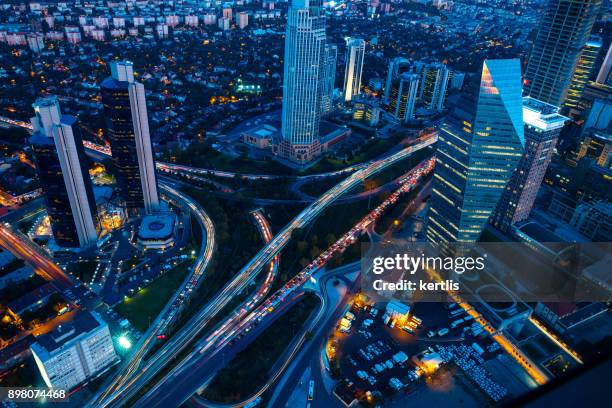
[332,298,530,405]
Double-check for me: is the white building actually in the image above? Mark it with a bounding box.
[343,37,366,102]
[156,23,169,38]
[31,312,117,390]
[203,13,217,25]
[92,16,108,28]
[185,15,199,27]
[237,11,248,29]
[91,29,105,41]
[223,7,233,20]
[165,15,179,27]
[113,17,125,28]
[66,30,81,44]
[137,213,176,250]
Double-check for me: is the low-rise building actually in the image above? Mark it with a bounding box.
[30,311,117,390]
[137,213,176,250]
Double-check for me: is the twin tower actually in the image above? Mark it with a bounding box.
[30,61,159,249]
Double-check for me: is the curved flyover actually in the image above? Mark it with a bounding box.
[94,134,437,408]
[91,182,216,407]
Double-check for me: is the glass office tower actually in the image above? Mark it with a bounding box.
[427,59,525,244]
[524,0,602,107]
[100,61,159,214]
[30,97,98,248]
[320,44,338,116]
[279,0,327,164]
[564,38,602,109]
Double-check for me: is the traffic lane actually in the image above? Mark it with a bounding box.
[104,137,436,405]
[267,270,360,408]
[93,184,216,406]
[0,227,74,289]
[135,291,309,408]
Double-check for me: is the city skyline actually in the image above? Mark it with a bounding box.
[0,1,610,407]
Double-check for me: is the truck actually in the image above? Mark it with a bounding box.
[449,308,464,318]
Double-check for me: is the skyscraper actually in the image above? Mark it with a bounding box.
[426,59,525,244]
[320,44,338,116]
[564,38,602,109]
[101,61,159,214]
[524,0,602,107]
[278,0,327,164]
[491,98,568,232]
[30,97,98,248]
[419,62,451,112]
[384,57,411,100]
[343,38,366,102]
[387,73,420,123]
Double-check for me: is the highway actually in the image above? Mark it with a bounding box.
[199,210,281,362]
[0,224,74,289]
[91,182,216,406]
[92,134,437,407]
[131,157,435,407]
[246,209,279,310]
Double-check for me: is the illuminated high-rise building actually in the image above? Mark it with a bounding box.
[564,38,602,109]
[427,59,525,244]
[491,98,568,232]
[524,0,602,106]
[30,97,98,248]
[387,73,420,123]
[384,57,411,100]
[101,61,160,214]
[320,44,338,115]
[419,62,451,112]
[278,0,327,164]
[342,38,366,102]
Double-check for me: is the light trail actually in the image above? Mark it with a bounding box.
[134,158,436,408]
[91,182,216,406]
[529,316,583,364]
[94,134,437,408]
[0,224,74,289]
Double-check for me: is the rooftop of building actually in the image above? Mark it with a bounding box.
[523,97,568,129]
[100,75,128,89]
[7,282,58,314]
[137,213,175,240]
[34,311,103,353]
[0,334,35,363]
